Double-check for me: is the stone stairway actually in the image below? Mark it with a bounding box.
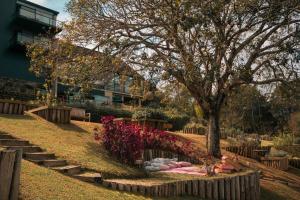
[0,131,102,184]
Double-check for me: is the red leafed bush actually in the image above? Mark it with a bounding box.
[101,116,144,164]
[101,116,193,164]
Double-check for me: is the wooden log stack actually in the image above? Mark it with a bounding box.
[0,150,22,200]
[0,99,36,115]
[103,171,260,199]
[142,149,202,164]
[260,157,289,171]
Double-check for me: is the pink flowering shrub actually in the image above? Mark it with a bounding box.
[101,116,194,164]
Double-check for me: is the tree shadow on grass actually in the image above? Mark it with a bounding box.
[260,187,288,200]
[53,122,88,133]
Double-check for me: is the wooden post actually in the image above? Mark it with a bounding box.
[219,179,225,200]
[199,180,206,199]
[240,176,245,200]
[225,178,231,200]
[9,149,22,200]
[192,180,198,196]
[236,176,241,200]
[231,177,236,200]
[213,179,219,200]
[206,180,212,199]
[0,150,16,200]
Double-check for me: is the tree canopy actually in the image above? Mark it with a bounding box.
[28,0,300,157]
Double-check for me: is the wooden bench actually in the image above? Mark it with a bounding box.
[70,108,91,122]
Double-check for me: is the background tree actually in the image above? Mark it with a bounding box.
[270,79,300,132]
[27,38,114,104]
[221,85,276,134]
[44,0,300,157]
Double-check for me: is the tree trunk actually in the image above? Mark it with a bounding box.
[207,111,221,158]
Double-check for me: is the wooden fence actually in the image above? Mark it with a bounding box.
[0,150,22,200]
[26,106,71,124]
[0,99,36,115]
[142,149,202,164]
[261,157,289,171]
[225,146,271,160]
[289,158,300,169]
[103,171,260,199]
[182,127,206,135]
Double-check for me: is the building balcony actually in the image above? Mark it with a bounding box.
[10,32,48,50]
[13,4,61,34]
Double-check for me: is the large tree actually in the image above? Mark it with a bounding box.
[56,0,300,157]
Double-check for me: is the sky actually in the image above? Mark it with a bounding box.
[27,0,70,21]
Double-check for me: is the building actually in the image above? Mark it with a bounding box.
[0,0,59,100]
[0,0,143,107]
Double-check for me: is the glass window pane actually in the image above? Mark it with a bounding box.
[19,7,35,19]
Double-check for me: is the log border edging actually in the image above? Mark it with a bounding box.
[0,99,37,115]
[103,170,260,199]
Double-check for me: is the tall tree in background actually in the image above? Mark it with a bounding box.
[221,85,276,133]
[57,0,300,157]
[270,79,300,131]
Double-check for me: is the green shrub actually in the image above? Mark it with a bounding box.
[273,133,294,147]
[224,127,243,137]
[87,107,133,122]
[164,109,190,131]
[132,108,167,120]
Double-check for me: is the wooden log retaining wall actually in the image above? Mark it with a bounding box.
[30,106,71,124]
[0,149,22,200]
[0,99,36,115]
[225,146,271,160]
[103,171,260,199]
[260,157,289,171]
[143,149,202,164]
[182,127,206,135]
[289,158,300,169]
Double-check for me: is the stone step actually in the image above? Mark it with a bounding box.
[5,146,43,153]
[73,172,102,183]
[52,165,82,175]
[0,134,15,139]
[0,139,31,146]
[24,152,55,160]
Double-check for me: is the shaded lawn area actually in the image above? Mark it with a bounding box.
[0,114,142,178]
[260,179,300,200]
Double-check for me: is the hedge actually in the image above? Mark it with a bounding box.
[87,107,133,122]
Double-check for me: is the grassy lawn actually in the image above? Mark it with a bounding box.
[20,160,151,200]
[1,114,300,199]
[0,114,142,178]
